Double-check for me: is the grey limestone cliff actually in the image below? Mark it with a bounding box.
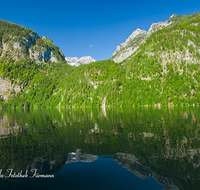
[111,14,177,63]
[0,20,65,63]
[65,56,96,66]
[0,78,21,100]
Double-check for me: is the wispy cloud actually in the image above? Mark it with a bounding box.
[89,45,92,48]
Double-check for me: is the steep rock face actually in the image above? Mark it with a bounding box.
[65,56,96,66]
[148,18,172,35]
[0,20,67,101]
[29,47,58,63]
[0,20,65,63]
[0,78,21,100]
[111,29,148,63]
[111,14,178,63]
[1,34,61,63]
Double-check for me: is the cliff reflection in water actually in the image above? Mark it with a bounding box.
[0,107,199,190]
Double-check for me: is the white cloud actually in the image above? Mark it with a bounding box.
[89,45,92,48]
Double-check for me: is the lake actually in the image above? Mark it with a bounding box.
[0,106,199,190]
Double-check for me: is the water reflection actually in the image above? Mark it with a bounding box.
[66,149,98,163]
[0,107,199,189]
[113,153,179,190]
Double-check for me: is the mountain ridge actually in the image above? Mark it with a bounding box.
[65,56,96,67]
[110,13,196,63]
[1,12,200,108]
[0,19,65,63]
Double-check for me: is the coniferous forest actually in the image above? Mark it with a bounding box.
[0,13,200,108]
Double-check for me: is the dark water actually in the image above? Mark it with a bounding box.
[0,106,199,190]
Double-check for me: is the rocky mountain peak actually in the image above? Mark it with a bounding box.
[111,14,177,63]
[170,14,176,19]
[111,28,148,63]
[148,20,172,35]
[125,28,147,44]
[65,56,96,67]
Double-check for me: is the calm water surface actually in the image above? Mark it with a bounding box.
[0,107,199,190]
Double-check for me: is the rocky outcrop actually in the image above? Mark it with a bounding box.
[1,34,62,63]
[148,19,172,35]
[0,78,21,100]
[111,29,148,63]
[29,48,58,63]
[0,20,65,63]
[111,14,177,63]
[65,56,96,66]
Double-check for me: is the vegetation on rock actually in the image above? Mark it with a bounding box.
[0,20,65,63]
[0,13,200,108]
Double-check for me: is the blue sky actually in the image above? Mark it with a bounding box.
[1,0,200,61]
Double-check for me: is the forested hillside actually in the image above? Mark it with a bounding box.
[110,13,199,63]
[0,20,65,63]
[122,13,200,106]
[0,13,200,108]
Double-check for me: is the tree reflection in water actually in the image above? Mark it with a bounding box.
[0,107,199,189]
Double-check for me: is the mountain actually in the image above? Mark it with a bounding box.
[110,14,193,63]
[1,12,200,108]
[0,20,65,63]
[111,29,148,63]
[65,57,79,66]
[65,56,96,66]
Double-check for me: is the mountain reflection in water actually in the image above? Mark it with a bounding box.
[0,107,199,190]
